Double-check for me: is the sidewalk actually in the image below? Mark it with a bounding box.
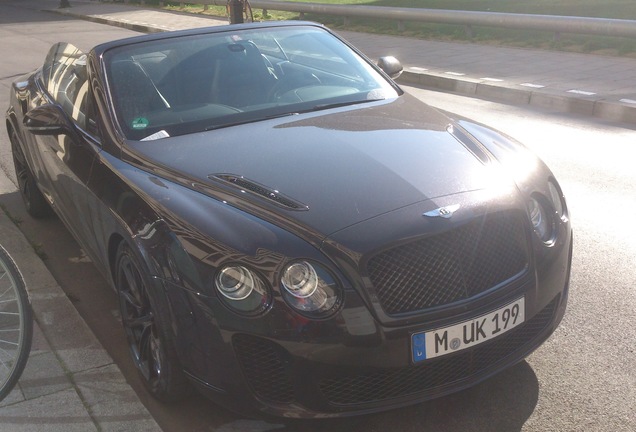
[0,1,634,431]
[0,168,159,431]
[45,0,636,124]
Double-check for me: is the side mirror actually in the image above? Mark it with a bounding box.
[24,104,75,136]
[377,56,403,80]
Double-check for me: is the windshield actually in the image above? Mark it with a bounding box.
[103,26,399,140]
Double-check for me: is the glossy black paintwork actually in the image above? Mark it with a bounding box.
[130,94,514,238]
[6,22,572,418]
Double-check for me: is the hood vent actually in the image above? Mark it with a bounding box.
[209,174,309,211]
[447,124,491,164]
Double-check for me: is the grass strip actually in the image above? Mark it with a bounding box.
[137,0,636,57]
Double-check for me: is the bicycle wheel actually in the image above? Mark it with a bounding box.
[0,244,33,401]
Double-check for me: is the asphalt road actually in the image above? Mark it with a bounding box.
[1,5,635,432]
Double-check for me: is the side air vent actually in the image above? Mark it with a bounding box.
[209,174,309,211]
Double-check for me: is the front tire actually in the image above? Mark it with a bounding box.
[9,127,52,219]
[115,242,190,402]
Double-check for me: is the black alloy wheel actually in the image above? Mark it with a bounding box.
[115,242,190,402]
[9,128,51,218]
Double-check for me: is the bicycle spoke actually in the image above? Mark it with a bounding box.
[0,284,15,299]
[0,358,15,376]
[0,311,19,316]
[0,340,19,347]
[0,344,17,364]
[0,359,11,373]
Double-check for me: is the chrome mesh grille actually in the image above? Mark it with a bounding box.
[366,211,529,315]
[319,297,557,405]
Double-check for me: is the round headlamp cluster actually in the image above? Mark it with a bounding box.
[216,266,255,300]
[528,180,567,245]
[528,197,551,243]
[282,262,319,298]
[214,261,342,318]
[548,181,566,219]
[281,261,342,318]
[215,265,270,315]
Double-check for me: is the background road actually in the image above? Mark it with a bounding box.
[1,4,634,431]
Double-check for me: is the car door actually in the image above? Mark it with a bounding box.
[32,43,103,262]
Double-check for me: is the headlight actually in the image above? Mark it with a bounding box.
[215,265,270,315]
[548,180,565,219]
[282,262,319,298]
[217,266,255,300]
[528,197,553,244]
[280,261,342,318]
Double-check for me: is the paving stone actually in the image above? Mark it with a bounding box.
[74,364,161,432]
[0,388,99,432]
[17,351,72,401]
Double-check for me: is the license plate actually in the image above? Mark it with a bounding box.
[411,297,525,363]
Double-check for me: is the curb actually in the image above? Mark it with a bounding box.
[397,70,636,125]
[55,7,165,33]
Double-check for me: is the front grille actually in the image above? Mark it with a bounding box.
[367,211,529,315]
[233,334,295,403]
[319,297,557,405]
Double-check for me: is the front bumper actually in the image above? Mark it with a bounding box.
[168,200,572,418]
[185,263,569,418]
[245,295,562,417]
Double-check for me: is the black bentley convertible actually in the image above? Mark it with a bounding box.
[6,22,572,418]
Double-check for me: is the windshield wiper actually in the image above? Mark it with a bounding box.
[204,99,381,131]
[204,112,298,131]
[300,98,382,114]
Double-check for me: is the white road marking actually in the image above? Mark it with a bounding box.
[567,89,596,96]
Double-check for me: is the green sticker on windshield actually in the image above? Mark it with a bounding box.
[132,117,149,130]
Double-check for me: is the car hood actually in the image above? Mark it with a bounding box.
[130,94,513,237]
